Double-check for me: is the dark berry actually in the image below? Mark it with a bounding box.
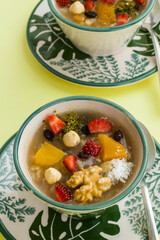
[43,129,54,142]
[135,5,140,10]
[113,130,123,142]
[84,11,97,18]
[81,125,90,135]
[77,152,90,159]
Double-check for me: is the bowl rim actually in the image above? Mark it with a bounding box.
[47,0,155,32]
[13,96,148,212]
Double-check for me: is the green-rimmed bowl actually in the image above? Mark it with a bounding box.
[13,96,148,217]
[47,0,155,56]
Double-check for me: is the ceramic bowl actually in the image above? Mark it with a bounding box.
[13,96,148,217]
[47,0,155,56]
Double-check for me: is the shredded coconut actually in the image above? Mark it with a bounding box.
[107,158,134,185]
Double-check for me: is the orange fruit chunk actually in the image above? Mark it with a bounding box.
[98,134,127,161]
[35,142,65,166]
[96,2,116,24]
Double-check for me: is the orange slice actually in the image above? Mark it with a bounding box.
[98,134,127,161]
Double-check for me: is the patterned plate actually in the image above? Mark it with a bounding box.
[0,134,160,240]
[26,0,160,87]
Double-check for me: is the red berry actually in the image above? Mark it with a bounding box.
[116,13,129,25]
[87,119,113,133]
[135,0,147,6]
[55,183,72,202]
[82,140,101,157]
[47,115,65,135]
[84,1,94,10]
[63,155,77,172]
[100,0,115,4]
[56,0,71,7]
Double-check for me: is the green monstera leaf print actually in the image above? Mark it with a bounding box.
[122,142,160,240]
[29,12,89,61]
[128,24,160,57]
[0,139,36,223]
[29,205,120,240]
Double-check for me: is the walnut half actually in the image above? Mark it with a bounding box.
[67,165,112,203]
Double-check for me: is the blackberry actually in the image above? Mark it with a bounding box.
[84,11,97,18]
[43,129,54,142]
[113,130,123,142]
[81,125,90,135]
[77,152,90,159]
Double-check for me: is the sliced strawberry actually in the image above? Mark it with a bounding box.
[55,183,72,202]
[63,155,77,172]
[56,0,71,7]
[47,115,65,135]
[84,1,94,10]
[100,0,115,4]
[82,140,101,157]
[87,119,113,133]
[135,0,147,6]
[116,13,129,25]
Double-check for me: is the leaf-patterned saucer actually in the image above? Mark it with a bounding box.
[0,134,160,240]
[27,0,160,87]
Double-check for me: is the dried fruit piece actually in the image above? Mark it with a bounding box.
[116,13,129,25]
[88,119,113,133]
[56,0,71,7]
[82,140,101,157]
[77,151,90,159]
[136,0,147,6]
[35,142,65,166]
[81,125,90,135]
[63,155,77,172]
[84,0,94,10]
[47,115,65,135]
[98,134,127,161]
[55,183,72,202]
[113,130,123,142]
[84,11,97,18]
[43,129,54,142]
[96,2,116,24]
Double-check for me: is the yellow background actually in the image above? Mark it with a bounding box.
[0,0,160,239]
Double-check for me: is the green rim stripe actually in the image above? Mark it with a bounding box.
[47,0,155,32]
[13,96,148,211]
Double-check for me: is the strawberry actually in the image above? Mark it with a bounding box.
[116,13,129,25]
[84,1,94,10]
[87,119,113,133]
[63,155,77,172]
[135,0,147,6]
[100,0,115,4]
[47,115,65,135]
[56,0,71,7]
[55,183,72,202]
[82,140,101,157]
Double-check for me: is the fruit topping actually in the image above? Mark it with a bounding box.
[113,130,123,142]
[116,13,129,25]
[100,0,115,4]
[43,129,54,142]
[84,0,94,10]
[81,125,90,135]
[56,0,71,7]
[98,134,127,161]
[82,140,101,157]
[135,0,147,6]
[63,155,77,172]
[47,115,65,135]
[77,151,90,159]
[87,119,113,133]
[84,11,97,18]
[96,2,116,23]
[63,130,80,147]
[55,183,72,202]
[35,142,65,166]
